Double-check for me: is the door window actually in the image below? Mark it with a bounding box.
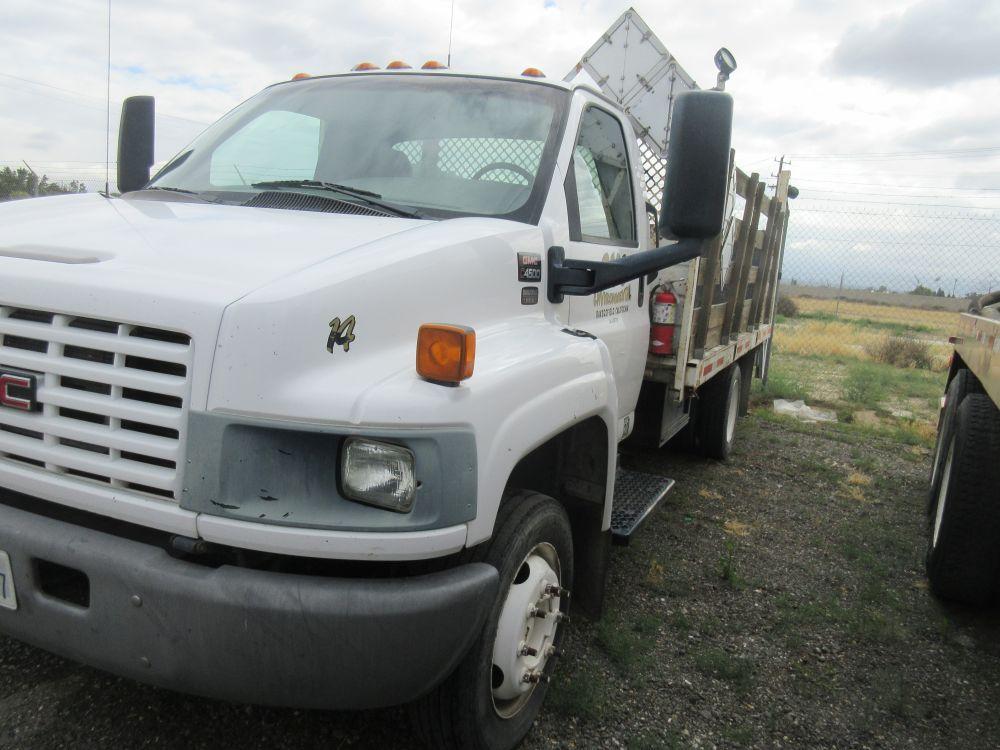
[569,107,636,244]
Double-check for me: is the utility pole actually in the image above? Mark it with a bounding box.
[835,270,845,318]
[22,160,39,196]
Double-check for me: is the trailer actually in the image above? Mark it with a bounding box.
[926,293,1000,605]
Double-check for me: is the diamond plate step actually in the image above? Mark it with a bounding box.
[610,469,675,544]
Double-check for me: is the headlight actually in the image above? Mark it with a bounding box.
[341,438,416,513]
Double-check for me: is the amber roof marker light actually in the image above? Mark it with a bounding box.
[422,60,448,70]
[386,60,413,70]
[352,62,380,71]
[521,67,545,78]
[291,72,311,80]
[417,324,476,385]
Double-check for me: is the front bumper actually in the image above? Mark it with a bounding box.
[0,499,498,709]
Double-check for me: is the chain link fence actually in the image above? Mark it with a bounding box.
[4,157,998,365]
[753,197,999,437]
[0,161,111,198]
[774,202,999,370]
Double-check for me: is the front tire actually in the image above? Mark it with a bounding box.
[411,491,574,750]
[926,394,1000,605]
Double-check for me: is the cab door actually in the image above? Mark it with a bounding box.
[563,103,648,430]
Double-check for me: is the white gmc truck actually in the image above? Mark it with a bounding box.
[0,13,790,749]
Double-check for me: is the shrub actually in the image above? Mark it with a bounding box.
[843,363,889,407]
[775,295,799,317]
[758,368,809,402]
[864,335,933,370]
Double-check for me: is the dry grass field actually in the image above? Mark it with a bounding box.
[792,296,959,338]
[774,296,959,373]
[766,294,958,442]
[780,284,971,313]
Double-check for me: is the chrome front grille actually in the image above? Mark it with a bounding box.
[0,306,192,501]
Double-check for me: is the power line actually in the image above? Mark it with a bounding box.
[0,72,209,126]
[781,187,1000,201]
[793,207,1000,220]
[785,169,1000,180]
[787,177,1000,192]
[786,145,1000,159]
[791,153,1000,162]
[795,196,1000,209]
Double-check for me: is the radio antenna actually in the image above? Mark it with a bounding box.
[104,0,112,195]
[447,0,456,68]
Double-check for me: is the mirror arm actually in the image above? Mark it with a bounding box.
[547,239,703,303]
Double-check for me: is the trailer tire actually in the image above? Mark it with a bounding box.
[925,394,1000,605]
[410,491,574,750]
[928,369,983,514]
[698,364,741,460]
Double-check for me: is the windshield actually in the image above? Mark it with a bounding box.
[147,74,569,222]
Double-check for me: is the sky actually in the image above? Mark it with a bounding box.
[2,0,999,292]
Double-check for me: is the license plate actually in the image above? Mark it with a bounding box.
[0,551,17,611]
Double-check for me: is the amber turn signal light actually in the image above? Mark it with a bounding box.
[417,324,475,384]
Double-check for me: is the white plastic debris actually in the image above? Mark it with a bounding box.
[773,399,837,423]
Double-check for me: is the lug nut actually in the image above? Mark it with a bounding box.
[522,671,550,684]
[545,645,562,658]
[520,645,539,657]
[528,607,548,619]
[545,585,571,599]
[554,612,570,624]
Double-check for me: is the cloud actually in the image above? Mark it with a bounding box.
[829,0,1000,87]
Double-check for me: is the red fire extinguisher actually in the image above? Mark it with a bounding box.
[649,289,678,355]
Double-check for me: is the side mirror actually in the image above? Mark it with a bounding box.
[117,96,155,194]
[659,90,733,240]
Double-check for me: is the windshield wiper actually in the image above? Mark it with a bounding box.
[250,180,423,219]
[138,186,223,204]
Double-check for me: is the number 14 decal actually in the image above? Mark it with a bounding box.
[327,315,357,354]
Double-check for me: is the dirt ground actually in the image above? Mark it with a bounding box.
[3,409,1000,749]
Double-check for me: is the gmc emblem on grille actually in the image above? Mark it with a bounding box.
[0,368,39,412]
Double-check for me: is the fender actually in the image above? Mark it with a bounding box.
[460,321,619,546]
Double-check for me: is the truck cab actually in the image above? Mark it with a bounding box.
[0,54,741,750]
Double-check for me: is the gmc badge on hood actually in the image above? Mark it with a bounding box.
[0,368,40,412]
[517,252,542,282]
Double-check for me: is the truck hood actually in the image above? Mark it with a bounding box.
[0,193,426,304]
[0,193,429,411]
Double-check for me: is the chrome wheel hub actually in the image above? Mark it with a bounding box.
[490,542,565,718]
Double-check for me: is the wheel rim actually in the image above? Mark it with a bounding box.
[930,401,948,488]
[932,440,955,548]
[490,542,562,719]
[725,374,740,445]
[929,430,944,488]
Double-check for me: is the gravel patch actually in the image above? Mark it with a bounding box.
[3,413,1000,749]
